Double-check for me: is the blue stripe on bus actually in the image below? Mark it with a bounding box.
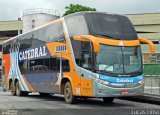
[99,74,144,84]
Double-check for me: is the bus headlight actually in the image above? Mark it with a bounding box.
[96,79,111,86]
[138,79,144,85]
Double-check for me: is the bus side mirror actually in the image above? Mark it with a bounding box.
[73,35,100,53]
[139,38,155,55]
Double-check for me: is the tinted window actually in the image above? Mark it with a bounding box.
[85,13,138,40]
[62,58,70,72]
[31,31,45,47]
[16,31,38,50]
[29,59,50,73]
[48,23,65,42]
[71,38,92,70]
[27,57,70,73]
[50,58,57,71]
[38,22,65,43]
[65,15,89,37]
[50,57,70,72]
[19,61,28,74]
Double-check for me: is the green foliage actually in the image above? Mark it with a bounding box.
[63,4,96,16]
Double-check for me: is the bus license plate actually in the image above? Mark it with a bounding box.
[120,90,130,95]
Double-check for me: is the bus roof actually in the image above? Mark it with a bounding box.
[3,17,63,44]
[64,11,126,19]
[3,11,127,44]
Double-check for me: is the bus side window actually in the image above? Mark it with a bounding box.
[29,59,50,73]
[62,59,70,72]
[56,58,70,72]
[50,58,57,71]
[19,61,28,74]
[70,38,92,70]
[47,22,65,43]
[81,53,92,70]
[80,42,92,70]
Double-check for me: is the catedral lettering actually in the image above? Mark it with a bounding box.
[19,46,47,61]
[117,79,133,83]
[2,12,154,104]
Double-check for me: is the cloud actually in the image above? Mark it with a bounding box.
[0,0,160,21]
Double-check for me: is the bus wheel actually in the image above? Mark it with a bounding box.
[23,92,29,96]
[15,81,28,96]
[10,81,16,96]
[64,82,76,104]
[103,97,114,103]
[39,93,50,97]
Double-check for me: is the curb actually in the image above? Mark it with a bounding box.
[119,94,160,105]
[0,87,2,92]
[0,87,7,92]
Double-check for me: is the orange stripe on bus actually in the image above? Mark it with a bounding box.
[22,75,36,92]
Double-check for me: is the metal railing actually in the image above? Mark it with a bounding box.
[144,75,160,95]
[23,8,61,16]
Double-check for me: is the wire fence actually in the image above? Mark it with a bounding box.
[143,64,160,95]
[144,76,160,95]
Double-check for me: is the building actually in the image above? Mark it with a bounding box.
[127,13,160,95]
[127,13,160,76]
[0,19,22,81]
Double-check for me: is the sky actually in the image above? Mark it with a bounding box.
[0,0,160,21]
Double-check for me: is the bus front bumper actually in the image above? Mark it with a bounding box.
[93,82,144,97]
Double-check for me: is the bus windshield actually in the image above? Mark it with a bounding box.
[96,45,142,76]
[85,13,138,40]
[65,12,138,40]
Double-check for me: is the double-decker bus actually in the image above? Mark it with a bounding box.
[2,12,154,104]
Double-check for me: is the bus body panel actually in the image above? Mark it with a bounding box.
[2,12,152,100]
[93,81,144,97]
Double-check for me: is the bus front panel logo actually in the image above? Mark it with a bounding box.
[116,79,133,83]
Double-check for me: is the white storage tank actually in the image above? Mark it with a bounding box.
[22,9,60,33]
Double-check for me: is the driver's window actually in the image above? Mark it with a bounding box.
[71,39,92,70]
[81,42,92,70]
[82,52,92,70]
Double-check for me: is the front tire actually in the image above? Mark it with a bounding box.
[10,81,16,96]
[39,93,50,97]
[15,81,28,96]
[103,97,114,103]
[64,82,77,104]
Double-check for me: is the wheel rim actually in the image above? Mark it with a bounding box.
[16,83,20,96]
[10,83,15,94]
[64,82,77,104]
[65,87,71,99]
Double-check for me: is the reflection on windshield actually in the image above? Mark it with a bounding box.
[96,45,142,75]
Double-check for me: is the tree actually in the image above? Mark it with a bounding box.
[63,4,96,16]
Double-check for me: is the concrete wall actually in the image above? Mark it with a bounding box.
[127,13,160,41]
[0,20,22,31]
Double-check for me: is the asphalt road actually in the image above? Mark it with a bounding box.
[0,92,160,115]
